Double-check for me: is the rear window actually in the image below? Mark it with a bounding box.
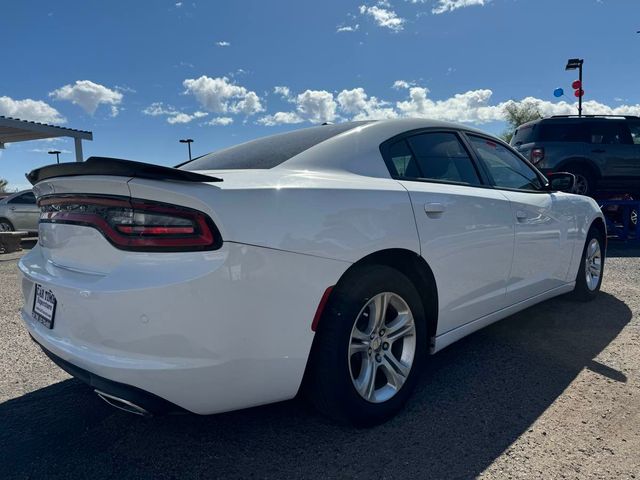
[180,122,371,170]
[511,123,537,146]
[538,122,588,143]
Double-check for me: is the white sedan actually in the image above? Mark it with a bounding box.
[19,118,605,425]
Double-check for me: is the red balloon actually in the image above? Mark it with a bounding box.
[572,80,582,89]
[574,89,584,98]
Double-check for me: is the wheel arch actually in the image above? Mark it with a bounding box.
[333,248,439,341]
[556,157,602,179]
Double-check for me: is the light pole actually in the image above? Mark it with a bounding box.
[48,150,61,164]
[179,138,194,161]
[565,58,584,117]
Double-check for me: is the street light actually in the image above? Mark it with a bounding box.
[48,150,61,164]
[179,138,194,161]
[565,58,584,117]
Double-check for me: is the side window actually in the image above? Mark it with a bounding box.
[405,132,481,185]
[8,192,36,204]
[538,123,588,143]
[628,122,640,145]
[468,135,543,191]
[589,121,632,145]
[386,140,420,178]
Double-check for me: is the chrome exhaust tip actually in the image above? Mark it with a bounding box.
[95,390,152,417]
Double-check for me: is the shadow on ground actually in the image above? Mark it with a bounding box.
[1,292,631,479]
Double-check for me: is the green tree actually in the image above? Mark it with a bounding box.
[0,178,8,193]
[500,101,543,143]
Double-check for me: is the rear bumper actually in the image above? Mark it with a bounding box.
[19,235,347,414]
[31,335,184,415]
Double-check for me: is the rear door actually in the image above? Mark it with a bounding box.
[382,130,515,335]
[589,120,637,189]
[7,191,39,231]
[466,134,576,304]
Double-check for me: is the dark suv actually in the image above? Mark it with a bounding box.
[511,115,640,196]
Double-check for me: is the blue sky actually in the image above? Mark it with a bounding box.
[1,0,639,190]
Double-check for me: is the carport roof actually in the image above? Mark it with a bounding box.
[0,116,93,147]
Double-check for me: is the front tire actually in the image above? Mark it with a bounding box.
[0,218,14,232]
[572,227,605,301]
[306,265,426,426]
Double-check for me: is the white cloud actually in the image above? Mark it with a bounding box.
[257,111,304,126]
[432,0,488,14]
[182,75,264,116]
[175,2,183,7]
[296,90,338,123]
[29,148,72,154]
[0,96,66,124]
[142,102,176,116]
[167,111,208,124]
[143,102,208,124]
[337,24,360,32]
[257,83,640,127]
[359,5,405,31]
[258,89,336,125]
[337,88,398,120]
[206,116,234,126]
[392,80,414,90]
[274,86,291,99]
[49,80,123,115]
[215,41,231,47]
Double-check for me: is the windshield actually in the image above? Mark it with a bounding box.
[179,121,372,171]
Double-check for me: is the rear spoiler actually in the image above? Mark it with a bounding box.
[26,156,223,185]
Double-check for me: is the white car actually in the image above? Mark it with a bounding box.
[19,118,605,425]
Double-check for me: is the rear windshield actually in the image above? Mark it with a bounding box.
[511,123,537,146]
[537,122,589,143]
[180,121,371,170]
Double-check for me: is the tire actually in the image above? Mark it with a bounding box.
[565,165,595,196]
[572,227,605,301]
[306,265,427,426]
[0,218,14,232]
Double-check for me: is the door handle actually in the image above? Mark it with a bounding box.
[591,149,605,153]
[516,210,527,221]
[424,203,446,214]
[9,207,16,211]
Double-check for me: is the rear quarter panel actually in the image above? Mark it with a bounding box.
[127,171,421,263]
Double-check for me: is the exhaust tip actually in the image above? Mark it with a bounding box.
[95,389,152,417]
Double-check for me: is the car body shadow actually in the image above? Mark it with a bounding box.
[1,292,631,479]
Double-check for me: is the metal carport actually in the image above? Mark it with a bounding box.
[0,116,92,162]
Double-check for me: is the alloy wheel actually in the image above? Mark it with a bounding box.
[573,174,589,195]
[0,221,13,232]
[585,238,602,291]
[348,292,416,403]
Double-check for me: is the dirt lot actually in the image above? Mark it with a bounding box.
[1,242,639,479]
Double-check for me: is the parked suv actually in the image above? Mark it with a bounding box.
[511,115,640,196]
[0,190,39,233]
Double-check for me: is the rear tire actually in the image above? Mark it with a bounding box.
[572,227,605,301]
[0,218,14,232]
[306,265,426,426]
[565,165,595,196]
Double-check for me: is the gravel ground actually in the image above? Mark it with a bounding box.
[1,242,639,479]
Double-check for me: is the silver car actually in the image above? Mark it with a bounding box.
[0,190,39,233]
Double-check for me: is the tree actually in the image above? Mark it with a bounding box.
[500,101,543,143]
[0,178,8,193]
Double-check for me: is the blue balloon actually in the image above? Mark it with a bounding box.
[553,88,564,98]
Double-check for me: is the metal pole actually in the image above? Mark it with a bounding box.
[55,152,60,164]
[74,137,84,162]
[188,141,192,161]
[578,63,583,117]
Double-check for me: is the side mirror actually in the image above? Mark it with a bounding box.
[546,172,576,193]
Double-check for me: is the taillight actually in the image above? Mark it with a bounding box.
[38,195,221,252]
[530,147,545,165]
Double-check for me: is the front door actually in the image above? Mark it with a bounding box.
[466,134,576,304]
[382,131,515,335]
